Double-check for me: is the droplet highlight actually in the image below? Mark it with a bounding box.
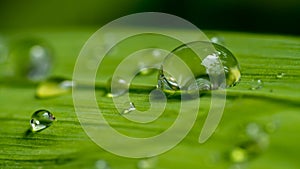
[30,109,55,132]
[36,77,75,99]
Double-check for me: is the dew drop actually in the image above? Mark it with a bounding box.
[106,76,129,97]
[137,157,157,169]
[36,77,75,99]
[121,102,136,114]
[276,72,285,79]
[30,109,55,132]
[10,39,53,81]
[158,41,240,95]
[95,160,110,169]
[230,147,248,163]
[249,79,263,90]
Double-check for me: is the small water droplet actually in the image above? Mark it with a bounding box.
[36,77,75,99]
[276,72,285,79]
[30,109,55,132]
[249,79,263,90]
[230,147,248,163]
[121,102,136,114]
[158,41,240,95]
[10,39,53,81]
[106,76,129,97]
[137,157,157,169]
[95,160,110,169]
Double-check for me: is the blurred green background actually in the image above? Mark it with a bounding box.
[0,0,300,35]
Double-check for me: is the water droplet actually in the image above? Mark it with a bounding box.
[276,72,285,79]
[249,79,263,90]
[121,102,136,114]
[95,160,110,169]
[230,147,248,163]
[30,109,55,132]
[137,157,157,169]
[106,76,129,97]
[9,38,52,81]
[158,41,240,95]
[264,120,280,134]
[36,77,75,99]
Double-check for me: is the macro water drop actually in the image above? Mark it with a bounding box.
[30,109,55,132]
[158,41,240,95]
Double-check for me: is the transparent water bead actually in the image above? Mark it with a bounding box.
[10,38,52,81]
[106,76,129,97]
[30,109,55,132]
[36,77,75,99]
[158,41,240,94]
[121,102,136,114]
[249,79,263,90]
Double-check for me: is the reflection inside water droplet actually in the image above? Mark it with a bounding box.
[36,77,75,99]
[158,41,240,96]
[10,39,53,81]
[30,109,55,132]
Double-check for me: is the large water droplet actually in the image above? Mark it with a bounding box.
[137,157,157,169]
[249,79,263,90]
[158,41,240,95]
[106,76,129,97]
[10,38,52,81]
[36,77,75,99]
[210,35,225,46]
[30,109,55,132]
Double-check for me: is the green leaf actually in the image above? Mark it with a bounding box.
[0,29,299,169]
